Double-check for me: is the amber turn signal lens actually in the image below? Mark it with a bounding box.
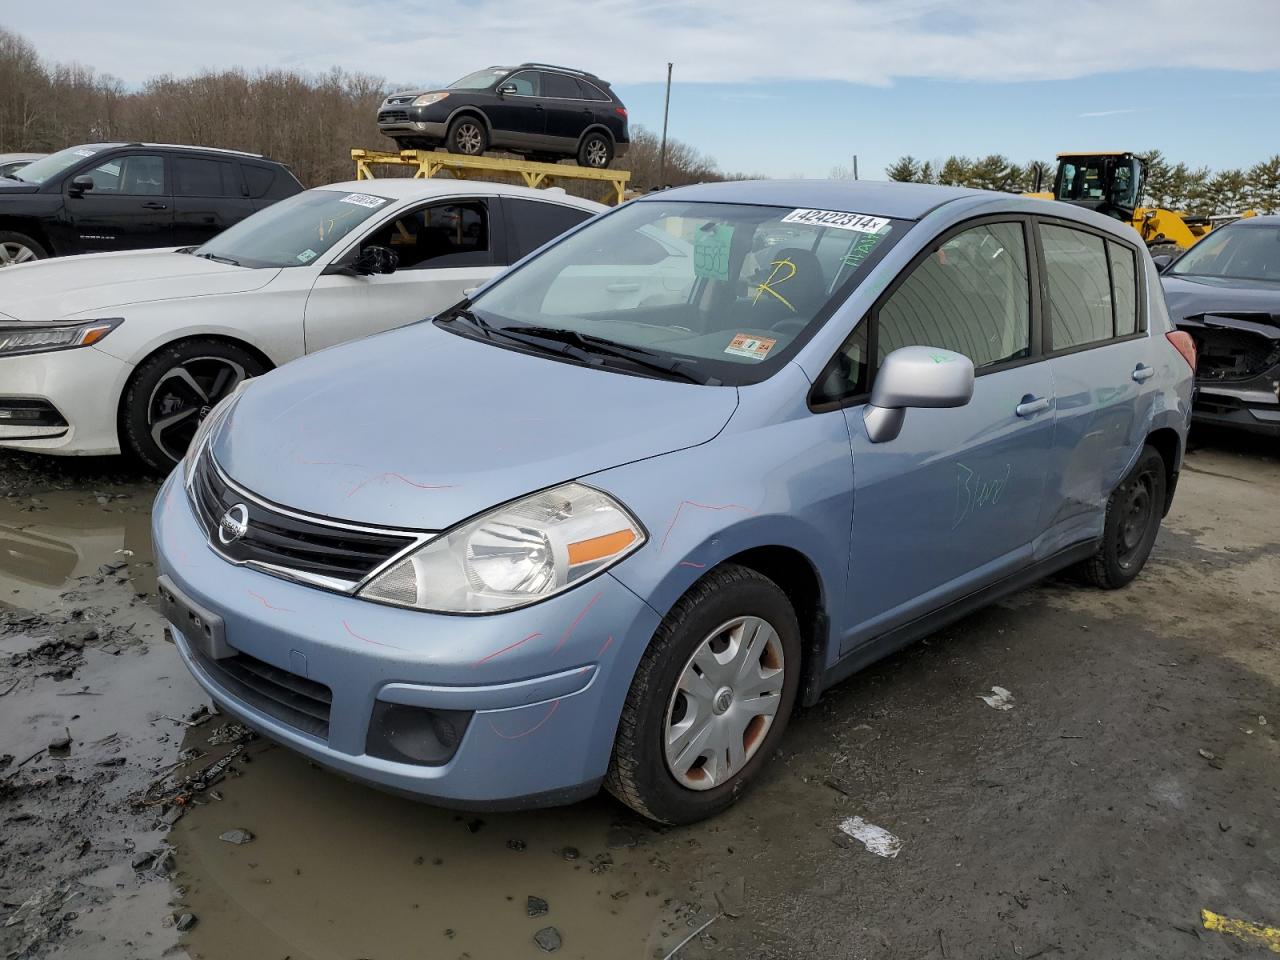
[567,529,637,566]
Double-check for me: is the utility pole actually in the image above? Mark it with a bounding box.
[659,62,673,187]
[852,155,859,180]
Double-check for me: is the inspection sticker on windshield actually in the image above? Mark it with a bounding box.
[781,209,889,233]
[296,249,317,264]
[725,334,776,360]
[339,193,389,208]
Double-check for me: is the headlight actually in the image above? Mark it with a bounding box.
[183,380,248,481]
[359,483,645,613]
[0,318,122,357]
[412,92,449,107]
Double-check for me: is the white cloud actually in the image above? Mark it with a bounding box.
[1078,109,1139,117]
[5,0,1279,86]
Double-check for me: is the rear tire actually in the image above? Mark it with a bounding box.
[577,131,613,169]
[1078,445,1167,589]
[606,564,801,825]
[121,338,266,473]
[446,116,488,156]
[0,230,47,267]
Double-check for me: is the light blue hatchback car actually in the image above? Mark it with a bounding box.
[152,180,1195,824]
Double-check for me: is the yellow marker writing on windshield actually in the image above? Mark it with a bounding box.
[753,258,797,311]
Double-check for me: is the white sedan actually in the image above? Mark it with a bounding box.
[0,179,603,468]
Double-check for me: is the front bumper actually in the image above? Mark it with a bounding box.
[376,105,447,141]
[151,470,662,808]
[1191,382,1280,436]
[0,346,132,455]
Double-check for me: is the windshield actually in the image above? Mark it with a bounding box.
[462,199,903,385]
[1170,223,1280,283]
[448,68,509,90]
[10,145,109,185]
[193,188,394,268]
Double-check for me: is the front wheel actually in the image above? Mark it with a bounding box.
[0,231,47,267]
[606,564,801,824]
[446,116,488,156]
[121,338,267,472]
[577,132,613,169]
[1077,445,1167,589]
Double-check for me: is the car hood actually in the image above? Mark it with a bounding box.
[1161,274,1280,322]
[212,322,739,530]
[0,250,279,321]
[0,181,39,194]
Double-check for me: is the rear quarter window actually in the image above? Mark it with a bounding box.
[505,199,594,261]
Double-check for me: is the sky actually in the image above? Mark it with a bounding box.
[6,0,1280,178]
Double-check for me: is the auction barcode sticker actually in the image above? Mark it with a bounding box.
[781,209,889,233]
[340,193,389,208]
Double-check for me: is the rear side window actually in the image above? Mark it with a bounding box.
[1108,240,1139,336]
[542,73,581,99]
[175,157,238,197]
[877,221,1031,369]
[505,199,593,261]
[1041,224,1113,350]
[243,165,277,199]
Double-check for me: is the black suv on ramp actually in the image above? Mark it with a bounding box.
[378,63,629,169]
[0,143,303,266]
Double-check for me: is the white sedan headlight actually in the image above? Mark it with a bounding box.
[0,318,122,357]
[360,483,645,613]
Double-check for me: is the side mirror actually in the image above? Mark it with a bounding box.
[497,83,517,96]
[1151,254,1173,271]
[353,245,399,276]
[863,345,975,444]
[69,174,95,197]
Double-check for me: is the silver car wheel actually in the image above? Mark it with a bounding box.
[455,122,483,155]
[664,615,785,791]
[585,139,609,167]
[147,357,247,463]
[0,241,38,267]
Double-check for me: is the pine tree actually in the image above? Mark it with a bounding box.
[1246,155,1280,213]
[918,160,936,184]
[937,156,972,186]
[885,155,921,182]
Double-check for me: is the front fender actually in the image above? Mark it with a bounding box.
[587,364,853,649]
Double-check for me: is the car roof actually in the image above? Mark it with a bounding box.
[314,178,607,210]
[643,179,990,221]
[0,153,45,161]
[68,142,271,161]
[1223,214,1280,226]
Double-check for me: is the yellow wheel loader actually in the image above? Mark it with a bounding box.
[1026,152,1252,256]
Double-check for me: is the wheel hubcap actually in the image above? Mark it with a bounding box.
[457,124,482,154]
[147,357,247,464]
[664,616,785,791]
[0,242,38,267]
[586,140,608,166]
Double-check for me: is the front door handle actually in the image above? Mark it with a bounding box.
[1132,364,1155,382]
[1015,395,1051,417]
[142,201,168,210]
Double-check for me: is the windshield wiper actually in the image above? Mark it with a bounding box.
[2,174,24,181]
[497,324,707,384]
[194,252,241,266]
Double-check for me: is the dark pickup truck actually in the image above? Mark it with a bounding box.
[0,143,303,266]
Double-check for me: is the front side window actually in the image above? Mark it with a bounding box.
[1042,224,1113,349]
[502,71,539,96]
[878,221,1031,368]
[89,155,166,195]
[363,200,490,269]
[1168,222,1280,283]
[461,199,904,386]
[192,188,393,268]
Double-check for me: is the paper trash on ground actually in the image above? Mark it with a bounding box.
[838,817,903,859]
[979,685,1015,711]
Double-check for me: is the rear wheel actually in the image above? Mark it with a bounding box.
[1147,242,1182,259]
[606,564,801,824]
[121,338,266,472]
[446,116,488,156]
[577,131,613,169]
[0,231,47,267]
[1078,445,1167,589]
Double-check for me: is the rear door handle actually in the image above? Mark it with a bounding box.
[1015,395,1051,417]
[142,201,168,210]
[1132,364,1155,382]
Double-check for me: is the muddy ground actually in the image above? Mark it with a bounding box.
[1,431,1277,960]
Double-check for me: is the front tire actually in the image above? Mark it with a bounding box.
[0,231,47,267]
[1078,445,1167,589]
[577,131,613,169]
[446,116,488,156]
[606,564,801,825]
[121,338,266,472]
